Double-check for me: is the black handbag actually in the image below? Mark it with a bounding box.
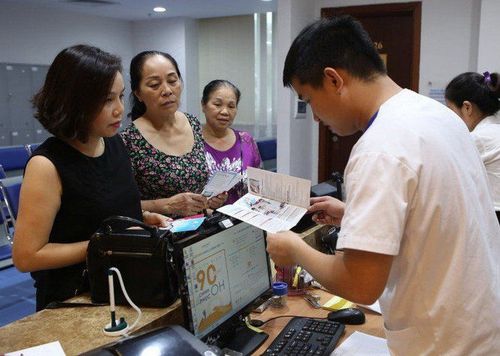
[87,216,178,307]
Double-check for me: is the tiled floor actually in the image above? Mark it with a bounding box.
[0,265,36,327]
[0,226,36,328]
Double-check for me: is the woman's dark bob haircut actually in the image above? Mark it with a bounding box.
[129,51,182,121]
[33,44,122,142]
[283,15,386,89]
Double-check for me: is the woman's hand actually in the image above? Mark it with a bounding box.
[308,196,345,226]
[143,211,173,228]
[208,192,228,209]
[162,192,208,216]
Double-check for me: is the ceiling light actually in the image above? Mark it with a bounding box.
[153,6,166,13]
[261,0,273,2]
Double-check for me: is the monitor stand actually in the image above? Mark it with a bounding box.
[222,323,268,356]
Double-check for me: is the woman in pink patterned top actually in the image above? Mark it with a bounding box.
[202,80,262,204]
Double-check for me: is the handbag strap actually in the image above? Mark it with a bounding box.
[101,215,159,239]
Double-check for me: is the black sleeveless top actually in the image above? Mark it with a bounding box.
[30,135,142,310]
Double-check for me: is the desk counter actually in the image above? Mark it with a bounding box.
[0,295,183,354]
[253,289,384,354]
[0,225,384,354]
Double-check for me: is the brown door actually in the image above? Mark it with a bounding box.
[318,2,421,181]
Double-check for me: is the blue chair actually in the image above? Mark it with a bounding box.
[0,146,30,173]
[0,165,6,225]
[25,143,41,156]
[256,138,277,172]
[0,243,12,263]
[0,176,23,244]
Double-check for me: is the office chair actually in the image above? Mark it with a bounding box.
[0,165,6,226]
[0,145,30,174]
[0,243,13,264]
[256,138,277,172]
[25,143,41,156]
[0,176,23,244]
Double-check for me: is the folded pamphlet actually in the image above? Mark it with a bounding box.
[217,167,311,233]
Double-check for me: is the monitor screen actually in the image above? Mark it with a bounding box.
[175,221,272,340]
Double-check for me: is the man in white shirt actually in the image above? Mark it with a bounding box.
[267,16,500,355]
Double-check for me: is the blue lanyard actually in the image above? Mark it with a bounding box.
[364,111,379,132]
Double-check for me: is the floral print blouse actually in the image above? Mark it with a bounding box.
[120,113,209,200]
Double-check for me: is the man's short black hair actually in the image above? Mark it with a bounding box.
[283,15,386,88]
[33,45,122,142]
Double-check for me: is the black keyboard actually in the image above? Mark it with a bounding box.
[262,317,345,356]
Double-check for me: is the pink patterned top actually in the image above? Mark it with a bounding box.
[204,129,262,204]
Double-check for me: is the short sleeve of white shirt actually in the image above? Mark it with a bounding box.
[337,151,418,256]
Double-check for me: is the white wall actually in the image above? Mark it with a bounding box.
[277,0,484,183]
[198,16,255,124]
[276,0,317,181]
[131,17,199,114]
[0,2,261,134]
[0,2,133,65]
[0,4,201,116]
[184,19,200,118]
[477,0,500,73]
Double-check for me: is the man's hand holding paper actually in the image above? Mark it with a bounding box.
[309,196,345,226]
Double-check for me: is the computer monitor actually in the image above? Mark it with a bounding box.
[173,220,272,354]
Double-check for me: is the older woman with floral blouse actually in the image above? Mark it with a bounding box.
[121,51,226,217]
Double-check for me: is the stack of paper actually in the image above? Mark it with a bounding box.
[331,331,389,355]
[358,300,382,314]
[202,171,242,198]
[6,341,66,356]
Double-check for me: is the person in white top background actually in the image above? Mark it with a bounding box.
[445,71,500,223]
[266,15,500,355]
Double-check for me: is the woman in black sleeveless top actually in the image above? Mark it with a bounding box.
[12,45,170,311]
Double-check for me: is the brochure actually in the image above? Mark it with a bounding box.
[201,171,242,198]
[217,167,311,233]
